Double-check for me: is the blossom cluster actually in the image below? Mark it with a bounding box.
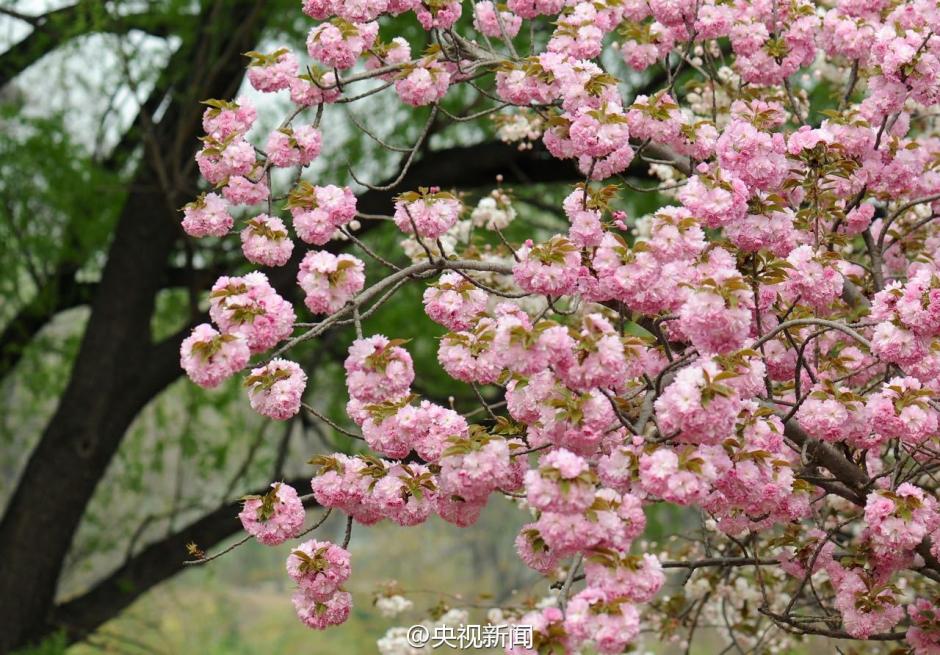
[178,0,940,649]
[238,482,306,546]
[286,539,353,629]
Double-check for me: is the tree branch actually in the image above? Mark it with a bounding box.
[782,417,868,504]
[0,2,269,650]
[49,476,319,643]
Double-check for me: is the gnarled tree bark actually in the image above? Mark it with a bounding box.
[0,1,268,649]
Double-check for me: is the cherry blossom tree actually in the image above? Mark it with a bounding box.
[179,0,940,652]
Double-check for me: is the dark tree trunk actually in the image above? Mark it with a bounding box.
[0,2,267,650]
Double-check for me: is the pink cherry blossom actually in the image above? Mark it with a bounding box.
[265,125,322,168]
[292,590,352,630]
[344,335,414,403]
[513,236,583,296]
[422,272,488,331]
[182,192,233,238]
[287,538,351,600]
[393,187,462,239]
[297,251,365,315]
[180,323,250,388]
[306,19,378,70]
[245,358,307,420]
[473,2,522,38]
[524,448,595,514]
[240,214,294,267]
[247,48,299,92]
[290,183,358,245]
[201,98,256,140]
[239,482,305,545]
[208,272,296,353]
[565,588,640,655]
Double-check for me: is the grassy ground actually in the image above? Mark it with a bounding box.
[57,501,835,655]
[67,499,536,655]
